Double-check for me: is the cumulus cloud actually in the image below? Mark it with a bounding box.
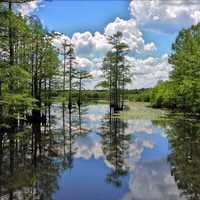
[51,18,161,89]
[130,0,200,33]
[53,17,156,59]
[12,0,200,89]
[144,42,157,52]
[52,32,70,51]
[14,0,42,16]
[52,31,168,89]
[71,31,110,58]
[105,17,156,54]
[127,54,172,89]
[49,1,181,89]
[76,57,94,70]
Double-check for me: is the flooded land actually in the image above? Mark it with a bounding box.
[0,103,199,200]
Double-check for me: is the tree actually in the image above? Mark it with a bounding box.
[169,24,200,113]
[74,70,92,106]
[0,3,60,126]
[65,42,76,109]
[61,39,68,103]
[145,23,200,113]
[100,32,131,112]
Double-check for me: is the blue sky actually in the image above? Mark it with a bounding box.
[35,0,175,56]
[37,0,131,35]
[25,0,200,89]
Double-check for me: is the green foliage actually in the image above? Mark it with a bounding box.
[131,24,200,114]
[100,31,132,111]
[0,3,60,122]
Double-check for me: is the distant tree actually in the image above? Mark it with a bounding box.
[66,42,76,109]
[100,32,131,112]
[74,70,92,106]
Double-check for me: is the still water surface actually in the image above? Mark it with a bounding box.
[0,103,200,200]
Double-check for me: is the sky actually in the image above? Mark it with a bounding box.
[16,0,200,89]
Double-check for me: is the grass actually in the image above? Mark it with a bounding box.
[120,101,168,120]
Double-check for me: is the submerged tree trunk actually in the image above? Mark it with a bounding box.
[121,73,125,110]
[0,80,2,113]
[109,67,113,109]
[67,108,73,168]
[0,134,3,195]
[78,105,81,134]
[32,121,41,167]
[77,77,82,106]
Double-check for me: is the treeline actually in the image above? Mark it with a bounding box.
[0,1,134,120]
[0,1,94,126]
[0,1,60,125]
[131,23,200,114]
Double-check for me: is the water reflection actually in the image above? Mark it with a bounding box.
[101,111,130,187]
[154,117,200,200]
[0,104,199,200]
[0,122,59,199]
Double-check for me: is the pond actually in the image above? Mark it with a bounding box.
[0,103,200,200]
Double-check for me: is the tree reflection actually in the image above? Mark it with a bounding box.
[154,116,200,200]
[0,104,88,200]
[0,122,60,199]
[101,111,130,187]
[66,107,74,169]
[59,105,90,171]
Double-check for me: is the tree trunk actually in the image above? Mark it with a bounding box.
[68,57,72,109]
[63,44,66,99]
[77,77,82,106]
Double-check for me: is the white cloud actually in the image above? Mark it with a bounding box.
[51,18,163,89]
[76,57,94,70]
[130,0,200,33]
[52,32,70,52]
[105,17,156,54]
[49,2,178,89]
[14,0,42,16]
[71,31,110,58]
[11,0,200,89]
[127,54,172,89]
[144,42,157,52]
[54,17,156,61]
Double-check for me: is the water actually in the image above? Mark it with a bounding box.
[0,103,200,200]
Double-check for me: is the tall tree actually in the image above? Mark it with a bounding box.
[74,70,92,106]
[61,40,68,103]
[66,42,76,109]
[150,23,200,113]
[101,32,131,112]
[0,3,60,125]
